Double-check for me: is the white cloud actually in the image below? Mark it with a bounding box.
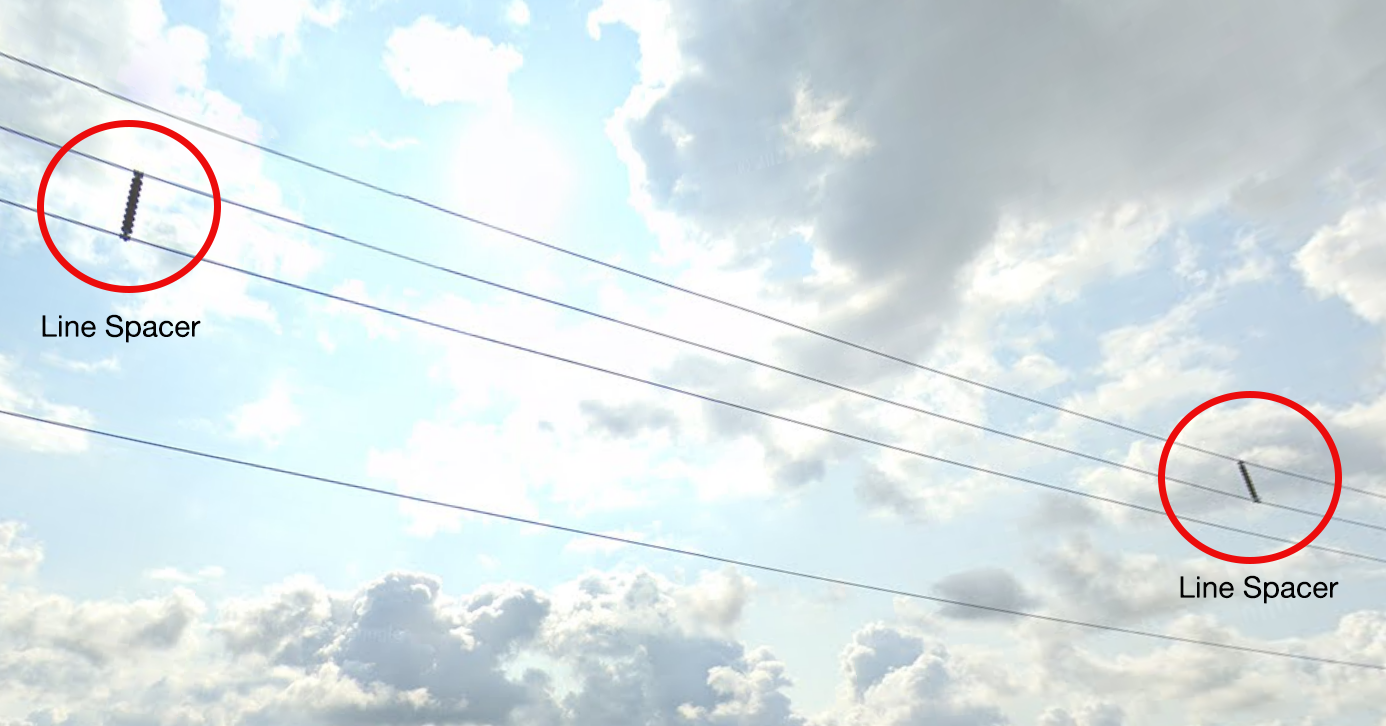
[1296,202,1386,324]
[581,0,1386,533]
[4,520,1386,724]
[506,0,532,27]
[583,2,1386,514]
[146,565,226,584]
[0,523,42,580]
[594,0,1386,308]
[10,3,1386,722]
[1066,295,1235,420]
[0,582,205,669]
[39,353,121,374]
[963,205,1169,309]
[219,0,343,60]
[825,625,1005,725]
[587,0,682,88]
[228,378,302,447]
[782,81,874,159]
[0,354,93,454]
[349,129,420,151]
[1038,703,1126,726]
[384,16,523,108]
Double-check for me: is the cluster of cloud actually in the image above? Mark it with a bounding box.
[4,520,1386,724]
[219,0,343,61]
[278,0,1386,560]
[526,0,1386,525]
[384,15,523,109]
[305,0,1386,542]
[6,1,1386,723]
[8,0,1386,533]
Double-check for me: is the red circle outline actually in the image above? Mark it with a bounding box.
[1158,391,1342,564]
[37,120,221,293]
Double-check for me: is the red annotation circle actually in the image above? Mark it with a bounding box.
[1158,391,1342,564]
[37,120,221,293]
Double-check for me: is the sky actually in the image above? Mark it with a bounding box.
[2,0,1386,724]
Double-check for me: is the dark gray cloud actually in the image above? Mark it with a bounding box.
[592,0,1386,518]
[580,399,681,438]
[854,466,926,520]
[607,0,1386,365]
[932,568,1041,621]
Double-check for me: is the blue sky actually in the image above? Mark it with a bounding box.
[4,1,1386,725]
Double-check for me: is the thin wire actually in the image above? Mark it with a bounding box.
[8,197,1384,565]
[0,407,1379,671]
[6,123,1383,525]
[0,49,1351,493]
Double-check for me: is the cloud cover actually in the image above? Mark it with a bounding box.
[4,520,1386,724]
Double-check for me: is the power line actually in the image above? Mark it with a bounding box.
[0,407,1379,672]
[6,124,1383,528]
[0,49,1352,495]
[7,197,1383,565]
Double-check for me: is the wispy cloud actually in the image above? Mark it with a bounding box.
[228,379,302,448]
[146,565,226,584]
[41,353,121,374]
[350,129,420,151]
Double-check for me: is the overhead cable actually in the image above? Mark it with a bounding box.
[5,196,1380,565]
[0,49,1356,495]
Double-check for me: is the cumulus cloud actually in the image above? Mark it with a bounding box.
[5,519,1386,724]
[384,16,523,108]
[0,584,205,672]
[9,2,1386,724]
[595,0,1386,313]
[579,0,1386,522]
[185,564,797,725]
[228,378,303,447]
[219,0,343,60]
[506,1,532,27]
[213,572,554,723]
[1297,202,1386,324]
[0,354,93,453]
[1060,293,1236,423]
[0,523,43,580]
[541,569,796,726]
[824,624,1005,726]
